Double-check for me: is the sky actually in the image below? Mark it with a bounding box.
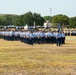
[0,0,76,17]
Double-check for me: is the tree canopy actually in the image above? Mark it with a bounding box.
[44,16,52,23]
[69,17,76,28]
[0,12,76,28]
[52,14,69,26]
[0,12,45,26]
[15,12,45,26]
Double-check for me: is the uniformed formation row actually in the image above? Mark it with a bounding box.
[65,30,76,36]
[0,30,65,46]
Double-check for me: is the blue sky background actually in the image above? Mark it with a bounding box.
[0,0,76,17]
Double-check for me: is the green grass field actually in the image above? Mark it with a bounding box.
[0,36,76,75]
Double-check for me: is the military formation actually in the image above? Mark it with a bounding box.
[0,30,66,46]
[65,30,76,36]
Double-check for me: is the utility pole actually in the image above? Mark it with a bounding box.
[50,8,52,17]
[50,8,52,24]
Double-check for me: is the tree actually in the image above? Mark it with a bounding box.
[16,15,25,26]
[16,11,45,26]
[23,12,34,25]
[69,17,76,28]
[0,16,6,26]
[52,14,69,26]
[44,16,52,22]
[33,13,45,26]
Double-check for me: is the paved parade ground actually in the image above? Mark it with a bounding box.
[0,36,76,75]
